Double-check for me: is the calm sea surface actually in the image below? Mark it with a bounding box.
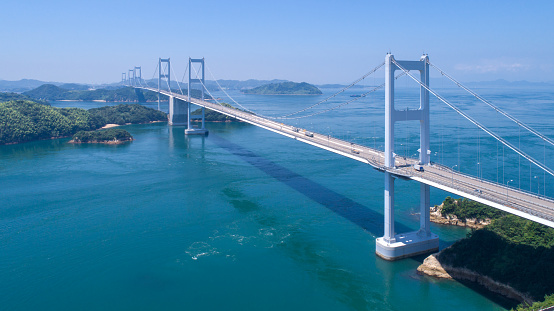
[1,83,553,310]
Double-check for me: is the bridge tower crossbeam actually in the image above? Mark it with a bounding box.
[134,66,142,86]
[376,54,439,260]
[158,58,170,111]
[129,69,134,86]
[185,57,208,135]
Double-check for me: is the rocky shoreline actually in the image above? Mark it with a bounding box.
[420,201,535,305]
[430,203,491,229]
[417,253,534,305]
[68,138,133,145]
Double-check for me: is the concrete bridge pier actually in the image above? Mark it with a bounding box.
[185,102,208,136]
[375,54,439,260]
[168,96,188,126]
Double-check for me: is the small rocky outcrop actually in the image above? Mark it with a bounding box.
[430,203,491,229]
[417,253,534,305]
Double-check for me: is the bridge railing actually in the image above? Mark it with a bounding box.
[432,162,554,204]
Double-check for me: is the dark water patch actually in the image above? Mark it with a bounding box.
[221,185,383,310]
[211,134,412,237]
[229,199,259,213]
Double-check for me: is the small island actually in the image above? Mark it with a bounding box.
[69,128,133,144]
[241,82,322,95]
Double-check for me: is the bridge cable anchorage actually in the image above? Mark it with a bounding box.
[205,61,387,120]
[428,61,554,147]
[392,58,554,178]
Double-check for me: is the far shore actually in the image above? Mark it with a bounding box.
[241,93,322,96]
[101,120,165,129]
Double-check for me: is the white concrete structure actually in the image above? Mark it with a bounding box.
[376,54,439,260]
[168,96,188,126]
[185,58,208,136]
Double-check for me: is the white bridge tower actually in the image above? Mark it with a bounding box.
[375,54,439,260]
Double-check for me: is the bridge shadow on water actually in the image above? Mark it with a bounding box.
[210,134,414,237]
[210,135,521,309]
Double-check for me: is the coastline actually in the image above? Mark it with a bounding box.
[417,253,533,305]
[1,121,166,146]
[421,202,530,304]
[430,203,491,229]
[68,138,133,145]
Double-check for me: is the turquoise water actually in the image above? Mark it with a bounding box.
[2,84,553,310]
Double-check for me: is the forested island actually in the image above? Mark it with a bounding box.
[241,82,322,95]
[419,197,554,310]
[69,128,133,144]
[0,100,167,145]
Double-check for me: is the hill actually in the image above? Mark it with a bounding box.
[241,82,322,95]
[0,100,167,145]
[22,84,210,102]
[0,91,45,103]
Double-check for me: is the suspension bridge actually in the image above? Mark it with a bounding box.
[122,54,554,260]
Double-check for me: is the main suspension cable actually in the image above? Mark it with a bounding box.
[206,61,386,119]
[393,58,554,177]
[170,64,184,95]
[429,61,554,147]
[277,61,385,118]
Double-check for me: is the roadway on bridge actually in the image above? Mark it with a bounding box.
[139,87,554,228]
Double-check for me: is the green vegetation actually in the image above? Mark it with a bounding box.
[0,92,37,103]
[22,84,211,102]
[0,100,167,145]
[440,196,506,221]
[22,84,162,102]
[513,294,554,311]
[438,214,554,301]
[191,102,245,122]
[88,104,167,125]
[71,128,133,143]
[242,82,322,95]
[0,100,104,144]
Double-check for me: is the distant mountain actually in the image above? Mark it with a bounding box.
[24,84,67,100]
[317,83,369,89]
[0,79,64,92]
[139,78,291,92]
[464,79,554,88]
[241,82,322,95]
[22,84,209,102]
[0,91,48,104]
[23,84,156,102]
[59,83,90,91]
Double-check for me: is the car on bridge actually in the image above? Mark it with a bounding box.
[304,131,314,137]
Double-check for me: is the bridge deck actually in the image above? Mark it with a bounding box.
[140,87,554,228]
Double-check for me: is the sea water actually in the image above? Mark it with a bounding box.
[1,84,553,310]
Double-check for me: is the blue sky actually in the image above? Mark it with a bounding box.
[1,0,553,84]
